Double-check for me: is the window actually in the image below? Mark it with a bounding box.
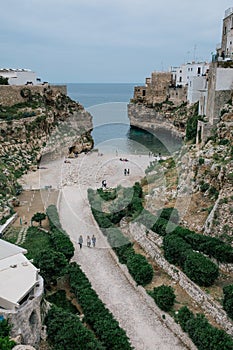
[197,67,201,75]
[179,77,182,82]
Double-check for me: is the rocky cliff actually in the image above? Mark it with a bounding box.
[128,100,197,138]
[143,102,233,241]
[0,85,93,221]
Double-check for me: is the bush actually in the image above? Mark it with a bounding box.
[97,188,117,201]
[223,284,233,320]
[46,204,62,231]
[163,234,192,267]
[183,251,219,286]
[126,253,153,286]
[186,114,199,142]
[50,229,74,261]
[45,306,105,350]
[176,306,233,350]
[175,306,194,332]
[34,249,68,285]
[47,290,78,314]
[156,207,179,224]
[150,285,175,311]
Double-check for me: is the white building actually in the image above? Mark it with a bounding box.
[171,62,209,87]
[187,75,208,108]
[0,239,43,345]
[0,68,41,85]
[0,239,41,311]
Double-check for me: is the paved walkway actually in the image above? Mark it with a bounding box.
[57,153,187,350]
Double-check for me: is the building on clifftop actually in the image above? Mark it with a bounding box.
[0,239,43,346]
[0,68,42,85]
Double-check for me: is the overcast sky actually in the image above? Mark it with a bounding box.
[1,0,233,83]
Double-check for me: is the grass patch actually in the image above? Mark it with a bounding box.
[21,226,51,260]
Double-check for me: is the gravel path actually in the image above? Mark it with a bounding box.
[56,153,187,350]
[59,186,186,350]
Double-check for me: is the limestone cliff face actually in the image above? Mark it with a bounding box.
[128,102,190,137]
[144,106,233,240]
[0,86,93,219]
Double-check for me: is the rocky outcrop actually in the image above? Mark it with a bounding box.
[128,103,184,137]
[0,86,93,220]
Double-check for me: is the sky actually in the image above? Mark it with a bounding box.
[1,0,233,83]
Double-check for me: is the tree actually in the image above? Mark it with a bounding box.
[34,249,68,285]
[151,285,176,312]
[31,212,46,227]
[0,76,9,85]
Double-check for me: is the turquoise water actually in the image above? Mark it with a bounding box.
[67,83,182,155]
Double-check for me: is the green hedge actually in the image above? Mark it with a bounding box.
[176,306,233,350]
[68,263,132,350]
[183,251,219,287]
[172,227,233,263]
[223,284,233,320]
[45,306,105,350]
[46,204,63,231]
[50,229,74,261]
[163,234,219,286]
[126,253,154,286]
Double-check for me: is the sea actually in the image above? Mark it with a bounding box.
[67,83,182,156]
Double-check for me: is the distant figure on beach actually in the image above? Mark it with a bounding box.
[92,234,96,247]
[87,235,91,248]
[127,169,130,175]
[124,168,127,176]
[78,235,83,249]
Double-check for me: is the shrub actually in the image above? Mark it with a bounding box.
[223,284,233,320]
[126,253,153,286]
[183,251,219,286]
[34,249,68,285]
[46,204,62,230]
[175,306,194,332]
[50,229,74,261]
[47,290,78,314]
[200,182,209,192]
[163,234,192,267]
[198,157,205,165]
[97,187,117,201]
[156,207,179,224]
[45,306,105,350]
[186,115,199,142]
[150,285,175,311]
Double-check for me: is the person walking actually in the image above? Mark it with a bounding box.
[87,235,91,248]
[92,234,96,247]
[78,235,83,249]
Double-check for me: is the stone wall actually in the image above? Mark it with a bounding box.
[0,276,44,347]
[0,85,67,106]
[124,222,233,336]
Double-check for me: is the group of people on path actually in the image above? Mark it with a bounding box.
[78,234,96,249]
